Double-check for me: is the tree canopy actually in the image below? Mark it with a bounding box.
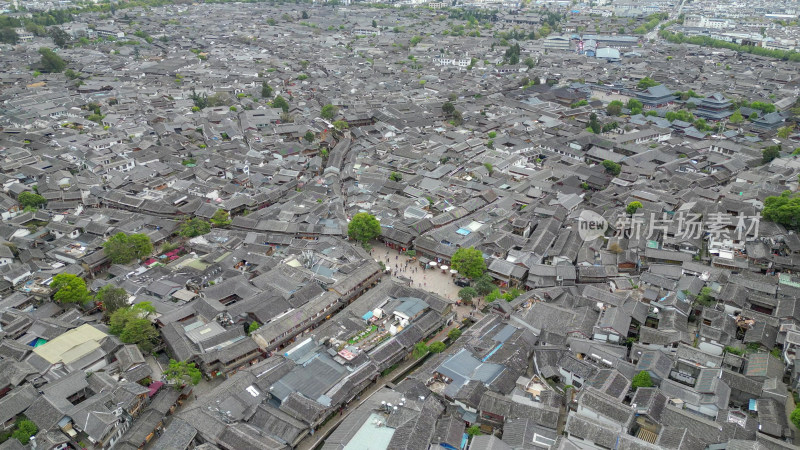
[210,209,231,227]
[38,47,66,73]
[626,201,643,215]
[626,98,643,115]
[0,28,18,44]
[791,407,800,430]
[458,287,478,303]
[17,191,46,209]
[762,145,781,165]
[451,247,486,279]
[762,190,800,231]
[261,82,272,98]
[632,370,654,389]
[49,27,70,47]
[272,95,289,112]
[51,273,92,304]
[11,418,38,445]
[103,232,153,264]
[636,77,659,89]
[448,328,462,341]
[602,160,621,176]
[96,284,129,318]
[109,303,158,352]
[347,212,381,244]
[474,274,495,296]
[164,359,202,387]
[442,101,456,116]
[320,104,337,120]
[606,100,624,117]
[429,341,446,353]
[778,125,794,139]
[485,287,522,302]
[180,217,211,237]
[412,342,429,359]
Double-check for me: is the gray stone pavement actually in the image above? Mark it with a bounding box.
[371,243,482,321]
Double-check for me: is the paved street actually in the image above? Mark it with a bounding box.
[371,243,482,322]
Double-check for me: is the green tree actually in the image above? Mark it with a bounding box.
[120,317,159,352]
[602,160,621,176]
[51,273,92,304]
[389,172,402,182]
[762,145,781,164]
[750,101,776,113]
[448,328,462,341]
[412,341,429,359]
[304,130,315,142]
[96,284,128,318]
[321,104,337,120]
[729,109,743,124]
[17,191,46,208]
[488,131,497,139]
[626,201,643,215]
[636,77,659,89]
[503,288,522,302]
[588,113,602,134]
[38,47,66,73]
[348,212,381,244]
[109,302,156,336]
[442,101,456,116]
[466,424,482,437]
[103,233,153,264]
[606,100,623,116]
[724,346,744,356]
[164,359,202,387]
[180,217,211,237]
[372,19,377,28]
[778,125,794,139]
[64,68,80,80]
[632,371,654,389]
[248,321,260,334]
[665,110,695,122]
[333,120,349,131]
[429,341,446,353]
[261,81,272,98]
[523,57,535,69]
[791,407,800,430]
[210,209,231,227]
[484,162,493,174]
[451,110,463,126]
[0,28,19,44]
[49,27,70,47]
[763,190,800,231]
[451,247,486,279]
[272,95,289,112]
[749,112,759,121]
[695,286,715,306]
[301,10,309,19]
[626,98,643,115]
[12,419,37,445]
[474,274,495,296]
[458,286,478,303]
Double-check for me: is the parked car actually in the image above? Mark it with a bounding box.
[455,278,470,287]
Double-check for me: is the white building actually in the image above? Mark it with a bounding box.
[684,15,731,29]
